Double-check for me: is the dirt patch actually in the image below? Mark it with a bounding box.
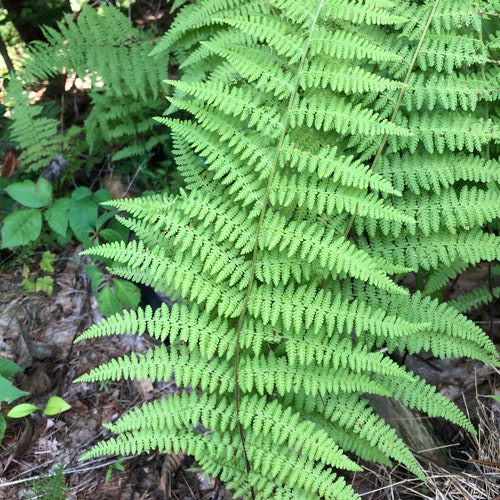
[0,246,229,499]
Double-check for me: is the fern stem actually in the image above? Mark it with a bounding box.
[233,1,327,491]
[343,0,442,238]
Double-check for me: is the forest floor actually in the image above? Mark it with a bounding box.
[0,244,498,499]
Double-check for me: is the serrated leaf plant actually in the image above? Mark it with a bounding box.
[74,1,500,498]
[0,178,140,314]
[0,358,70,444]
[23,463,69,500]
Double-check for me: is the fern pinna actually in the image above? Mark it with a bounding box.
[75,1,500,498]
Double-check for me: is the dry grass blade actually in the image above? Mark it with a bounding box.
[160,452,185,497]
[356,384,500,499]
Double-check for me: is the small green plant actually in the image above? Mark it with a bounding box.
[21,250,56,295]
[0,178,141,314]
[1,177,55,247]
[0,357,70,449]
[104,457,125,483]
[0,178,114,248]
[85,263,141,317]
[0,357,28,442]
[7,396,71,419]
[23,463,69,500]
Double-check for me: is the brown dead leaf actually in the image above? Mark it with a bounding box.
[160,452,185,497]
[1,151,19,178]
[12,418,35,459]
[17,363,52,396]
[102,173,135,200]
[135,378,154,398]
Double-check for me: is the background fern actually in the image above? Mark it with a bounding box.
[6,77,68,173]
[24,464,68,500]
[75,1,499,499]
[5,4,169,171]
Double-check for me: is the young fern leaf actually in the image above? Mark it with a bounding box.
[448,285,500,315]
[6,79,66,172]
[76,1,499,498]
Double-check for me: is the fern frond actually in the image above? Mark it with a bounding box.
[316,0,408,26]
[392,112,498,154]
[239,351,391,398]
[404,72,498,112]
[106,392,361,472]
[75,304,168,342]
[416,36,486,72]
[361,230,500,272]
[377,153,500,195]
[75,1,499,498]
[248,282,426,338]
[270,170,408,222]
[284,335,410,376]
[422,259,470,296]
[376,373,474,432]
[289,392,423,476]
[28,6,165,99]
[291,89,410,136]
[399,0,485,36]
[448,284,500,314]
[260,214,408,293]
[84,240,247,317]
[76,300,276,360]
[202,41,294,99]
[9,4,169,167]
[74,344,173,383]
[76,344,238,395]
[151,0,270,57]
[279,140,399,193]
[85,425,359,499]
[6,79,66,172]
[75,302,232,360]
[380,292,498,363]
[304,56,404,95]
[363,187,500,238]
[166,79,283,136]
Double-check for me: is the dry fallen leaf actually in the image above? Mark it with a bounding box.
[1,151,19,178]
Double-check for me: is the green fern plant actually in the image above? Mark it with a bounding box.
[75,1,499,498]
[5,77,67,173]
[5,4,169,171]
[24,464,69,500]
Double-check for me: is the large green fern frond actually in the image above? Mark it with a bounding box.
[75,1,499,498]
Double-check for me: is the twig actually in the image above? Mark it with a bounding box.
[0,32,15,74]
[0,456,136,489]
